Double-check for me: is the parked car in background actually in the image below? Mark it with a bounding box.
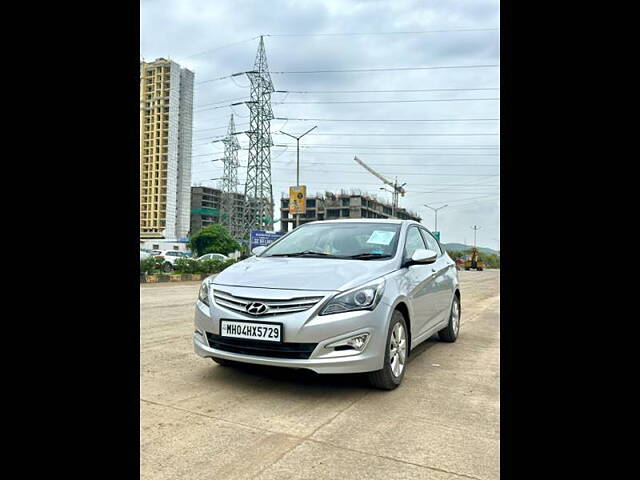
[140,250,152,260]
[197,253,229,262]
[154,250,191,272]
[194,219,461,390]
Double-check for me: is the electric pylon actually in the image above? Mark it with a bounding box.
[221,114,240,239]
[243,36,275,238]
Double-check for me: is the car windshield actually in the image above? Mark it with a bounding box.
[262,223,401,259]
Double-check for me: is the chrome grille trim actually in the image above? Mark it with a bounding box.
[212,289,324,316]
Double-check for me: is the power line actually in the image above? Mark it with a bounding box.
[278,162,500,167]
[273,144,500,150]
[268,151,500,157]
[193,118,498,133]
[194,64,500,84]
[275,87,499,94]
[274,98,499,105]
[193,150,500,158]
[265,28,500,37]
[196,97,251,109]
[176,36,261,61]
[272,132,499,136]
[274,117,499,123]
[270,64,500,74]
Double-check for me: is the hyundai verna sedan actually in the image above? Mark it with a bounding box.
[193,219,460,390]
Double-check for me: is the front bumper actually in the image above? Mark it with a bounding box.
[193,284,391,374]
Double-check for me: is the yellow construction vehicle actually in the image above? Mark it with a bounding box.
[464,248,485,271]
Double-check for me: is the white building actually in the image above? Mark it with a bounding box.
[140,58,194,240]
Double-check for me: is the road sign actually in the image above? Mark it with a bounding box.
[432,231,441,241]
[289,185,307,214]
[250,230,284,251]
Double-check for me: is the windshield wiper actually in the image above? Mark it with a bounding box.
[347,253,393,260]
[268,250,338,257]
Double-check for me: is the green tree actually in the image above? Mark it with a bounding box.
[187,224,241,257]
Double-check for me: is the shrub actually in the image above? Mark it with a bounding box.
[140,256,163,274]
[173,258,202,274]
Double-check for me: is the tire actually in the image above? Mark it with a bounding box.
[438,295,461,343]
[162,262,173,273]
[477,267,483,271]
[211,357,232,366]
[367,310,409,390]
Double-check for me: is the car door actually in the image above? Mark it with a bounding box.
[420,229,455,327]
[402,226,441,341]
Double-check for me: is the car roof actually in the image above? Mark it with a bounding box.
[304,218,414,226]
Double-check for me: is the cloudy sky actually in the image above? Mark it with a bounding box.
[141,0,500,250]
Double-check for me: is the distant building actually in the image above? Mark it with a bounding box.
[279,190,421,232]
[190,186,248,235]
[140,58,194,240]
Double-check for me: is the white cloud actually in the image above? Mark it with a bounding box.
[141,0,500,249]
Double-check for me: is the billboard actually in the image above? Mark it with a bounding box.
[289,185,307,214]
[250,230,285,251]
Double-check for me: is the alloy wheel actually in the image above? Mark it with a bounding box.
[389,322,407,377]
[452,299,460,336]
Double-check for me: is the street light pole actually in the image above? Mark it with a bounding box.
[471,225,481,248]
[279,126,317,229]
[423,204,448,233]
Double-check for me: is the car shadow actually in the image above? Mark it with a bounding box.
[199,336,441,392]
[205,360,372,391]
[407,335,440,363]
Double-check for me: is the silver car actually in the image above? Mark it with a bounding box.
[193,219,460,389]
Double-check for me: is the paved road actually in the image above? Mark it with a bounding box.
[141,270,500,480]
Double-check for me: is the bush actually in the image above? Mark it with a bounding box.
[172,257,238,275]
[173,258,202,274]
[140,256,163,274]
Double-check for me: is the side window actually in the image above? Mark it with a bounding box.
[404,227,427,261]
[420,229,442,255]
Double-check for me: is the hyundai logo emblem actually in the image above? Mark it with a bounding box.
[246,302,269,315]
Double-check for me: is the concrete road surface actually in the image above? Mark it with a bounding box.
[141,270,500,480]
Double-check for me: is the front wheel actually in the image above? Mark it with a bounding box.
[162,262,173,273]
[367,310,408,390]
[438,295,461,342]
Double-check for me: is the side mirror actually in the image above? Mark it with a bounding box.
[408,248,438,266]
[251,246,267,256]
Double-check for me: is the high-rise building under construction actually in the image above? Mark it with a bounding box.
[140,58,194,239]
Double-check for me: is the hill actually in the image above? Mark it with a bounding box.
[442,243,499,256]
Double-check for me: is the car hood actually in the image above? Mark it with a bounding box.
[212,256,399,292]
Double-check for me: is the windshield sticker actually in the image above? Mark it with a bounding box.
[366,231,396,245]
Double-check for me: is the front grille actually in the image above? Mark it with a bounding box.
[212,289,324,317]
[206,333,317,359]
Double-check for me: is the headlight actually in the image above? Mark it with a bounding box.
[320,278,385,315]
[198,280,210,306]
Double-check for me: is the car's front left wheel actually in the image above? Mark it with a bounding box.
[367,310,408,390]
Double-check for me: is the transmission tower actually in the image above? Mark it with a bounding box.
[243,36,275,237]
[221,114,241,239]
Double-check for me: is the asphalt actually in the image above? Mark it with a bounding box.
[140,269,500,480]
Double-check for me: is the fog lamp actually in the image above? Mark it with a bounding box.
[326,333,370,352]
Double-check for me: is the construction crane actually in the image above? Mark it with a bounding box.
[353,156,406,217]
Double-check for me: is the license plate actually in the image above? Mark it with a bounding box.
[220,319,283,342]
